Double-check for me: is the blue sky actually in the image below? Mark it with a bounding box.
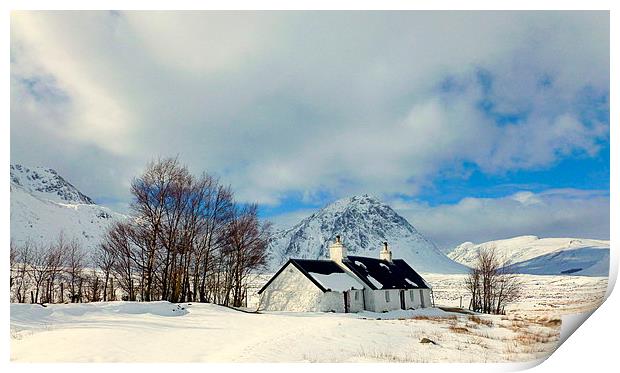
[11,11,609,248]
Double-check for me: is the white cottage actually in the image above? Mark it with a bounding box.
[258,236,432,313]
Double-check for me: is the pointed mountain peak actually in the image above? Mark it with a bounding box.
[268,194,467,274]
[10,164,95,205]
[316,194,395,216]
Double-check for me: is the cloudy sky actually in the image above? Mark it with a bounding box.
[10,11,609,249]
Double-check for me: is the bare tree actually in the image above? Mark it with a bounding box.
[196,182,234,303]
[11,241,32,303]
[465,248,521,314]
[65,239,86,303]
[10,240,17,291]
[102,222,137,301]
[464,266,481,312]
[29,244,51,304]
[97,157,272,306]
[94,244,115,301]
[493,269,521,314]
[224,204,272,307]
[129,157,188,301]
[45,235,68,304]
[85,268,102,302]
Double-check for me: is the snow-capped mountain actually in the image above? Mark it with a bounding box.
[10,164,124,252]
[268,194,467,274]
[448,236,609,277]
[503,247,609,277]
[11,164,95,205]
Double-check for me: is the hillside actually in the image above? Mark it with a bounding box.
[10,164,124,252]
[448,236,609,276]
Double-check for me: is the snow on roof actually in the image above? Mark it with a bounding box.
[258,259,366,294]
[308,272,364,292]
[366,275,383,289]
[259,256,430,294]
[343,256,430,290]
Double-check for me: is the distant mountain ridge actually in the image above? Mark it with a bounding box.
[448,235,609,277]
[10,164,124,252]
[268,194,467,274]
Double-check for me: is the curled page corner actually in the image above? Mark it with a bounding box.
[559,310,596,346]
[558,258,617,348]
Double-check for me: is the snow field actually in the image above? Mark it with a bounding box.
[245,273,608,316]
[11,301,561,363]
[425,273,608,316]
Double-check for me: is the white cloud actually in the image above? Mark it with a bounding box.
[11,12,135,155]
[123,12,279,74]
[390,189,609,250]
[268,208,320,231]
[509,191,542,206]
[10,11,609,212]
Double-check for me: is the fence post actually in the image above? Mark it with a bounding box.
[60,283,64,303]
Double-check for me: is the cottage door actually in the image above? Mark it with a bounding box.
[399,290,406,310]
[343,291,350,313]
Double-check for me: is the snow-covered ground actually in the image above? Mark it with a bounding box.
[243,273,608,317]
[11,272,604,362]
[11,301,561,363]
[425,273,608,316]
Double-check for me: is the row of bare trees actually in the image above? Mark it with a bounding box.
[98,158,271,307]
[10,236,114,304]
[10,158,272,308]
[465,249,521,314]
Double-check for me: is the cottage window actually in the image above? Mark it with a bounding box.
[385,291,390,302]
[410,290,415,301]
[354,291,359,301]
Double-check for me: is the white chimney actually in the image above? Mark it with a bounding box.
[380,241,392,262]
[329,235,347,263]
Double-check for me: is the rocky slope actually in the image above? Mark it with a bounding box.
[10,164,124,252]
[11,164,95,204]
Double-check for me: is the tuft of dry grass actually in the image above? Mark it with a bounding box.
[413,315,458,322]
[473,329,512,341]
[536,316,562,327]
[448,325,471,334]
[469,315,493,327]
[500,319,528,333]
[515,329,559,345]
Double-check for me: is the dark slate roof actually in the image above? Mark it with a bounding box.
[342,256,430,290]
[258,259,349,294]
